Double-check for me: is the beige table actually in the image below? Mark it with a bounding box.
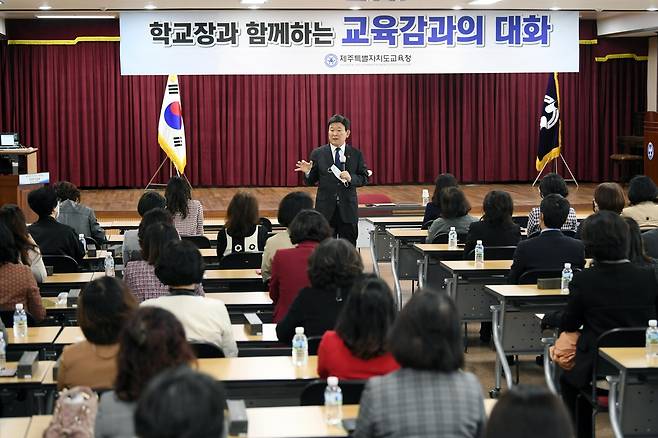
[204,269,262,281]
[206,292,272,306]
[0,360,54,385]
[198,356,318,381]
[413,243,465,289]
[386,228,430,309]
[6,327,61,345]
[0,417,31,438]
[41,272,94,285]
[107,232,217,243]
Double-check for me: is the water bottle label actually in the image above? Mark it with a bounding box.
[292,339,305,349]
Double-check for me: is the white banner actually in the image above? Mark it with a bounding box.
[120,10,579,75]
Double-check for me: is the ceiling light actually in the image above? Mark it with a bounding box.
[349,5,362,10]
[39,4,52,10]
[248,5,260,9]
[468,0,501,4]
[452,5,464,10]
[144,4,157,9]
[241,0,267,4]
[648,6,658,11]
[549,6,561,10]
[0,1,5,4]
[35,14,117,18]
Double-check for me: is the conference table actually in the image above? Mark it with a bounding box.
[413,243,465,290]
[364,216,424,273]
[483,284,570,397]
[0,360,56,416]
[599,347,658,437]
[99,217,280,231]
[386,228,428,308]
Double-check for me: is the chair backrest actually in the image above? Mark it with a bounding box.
[259,217,273,233]
[431,232,467,244]
[421,220,434,230]
[181,235,212,249]
[42,254,79,273]
[562,230,577,238]
[83,236,98,249]
[465,246,517,261]
[358,194,393,204]
[517,269,564,285]
[0,310,37,327]
[300,379,367,406]
[217,252,263,270]
[190,342,226,358]
[512,216,529,228]
[307,336,322,355]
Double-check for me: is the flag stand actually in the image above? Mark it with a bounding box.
[144,156,177,191]
[532,153,579,188]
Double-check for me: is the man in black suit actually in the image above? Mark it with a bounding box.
[508,194,585,284]
[294,114,368,246]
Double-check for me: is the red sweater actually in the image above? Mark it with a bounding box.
[269,241,317,323]
[317,330,400,380]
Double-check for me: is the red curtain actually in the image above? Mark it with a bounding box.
[0,21,647,188]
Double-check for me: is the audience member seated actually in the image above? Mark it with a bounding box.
[317,276,399,380]
[216,191,269,259]
[261,191,313,283]
[508,195,585,284]
[57,277,137,390]
[486,385,574,438]
[165,176,204,236]
[526,173,578,236]
[270,210,331,323]
[559,211,658,437]
[0,204,47,283]
[353,290,484,438]
[426,187,478,243]
[276,238,363,344]
[124,222,203,302]
[121,191,167,264]
[134,366,226,438]
[142,240,238,357]
[576,182,626,238]
[643,227,658,259]
[624,216,656,270]
[422,173,458,225]
[27,186,84,263]
[95,307,196,438]
[0,223,46,321]
[54,181,106,244]
[622,175,658,229]
[463,190,521,256]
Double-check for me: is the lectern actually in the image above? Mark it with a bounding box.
[644,112,658,184]
[0,148,41,222]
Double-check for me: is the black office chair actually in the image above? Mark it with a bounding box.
[0,310,38,327]
[190,343,226,358]
[259,217,273,233]
[421,220,434,230]
[576,327,646,437]
[465,245,517,261]
[512,216,529,229]
[217,252,263,270]
[182,235,212,249]
[83,236,99,249]
[430,232,467,244]
[300,379,367,406]
[42,254,79,273]
[307,336,323,355]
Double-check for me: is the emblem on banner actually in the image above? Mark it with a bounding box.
[648,142,654,161]
[325,53,339,68]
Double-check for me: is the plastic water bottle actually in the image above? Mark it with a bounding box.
[560,263,573,294]
[474,240,484,265]
[324,376,343,425]
[78,234,87,254]
[104,252,115,277]
[448,226,458,250]
[646,320,658,366]
[421,189,430,207]
[291,327,308,366]
[13,303,28,338]
[0,332,6,370]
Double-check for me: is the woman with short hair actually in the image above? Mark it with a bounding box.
[422,173,458,225]
[269,209,332,322]
[426,187,478,243]
[0,204,47,283]
[276,238,364,344]
[216,191,270,259]
[121,191,167,264]
[54,180,106,244]
[165,176,204,236]
[463,190,521,256]
[57,277,137,390]
[622,175,658,229]
[317,276,399,379]
[94,307,196,438]
[353,290,485,438]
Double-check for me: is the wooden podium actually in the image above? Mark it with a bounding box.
[0,148,41,223]
[644,112,658,184]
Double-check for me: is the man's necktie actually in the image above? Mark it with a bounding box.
[334,148,341,169]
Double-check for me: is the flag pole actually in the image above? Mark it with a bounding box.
[559,153,579,188]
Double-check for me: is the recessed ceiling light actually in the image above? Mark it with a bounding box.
[241,0,267,4]
[39,4,52,10]
[468,0,501,4]
[35,14,116,18]
[648,6,658,11]
[349,5,362,10]
[248,5,260,9]
[452,5,464,10]
[144,4,157,9]
[549,6,561,10]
